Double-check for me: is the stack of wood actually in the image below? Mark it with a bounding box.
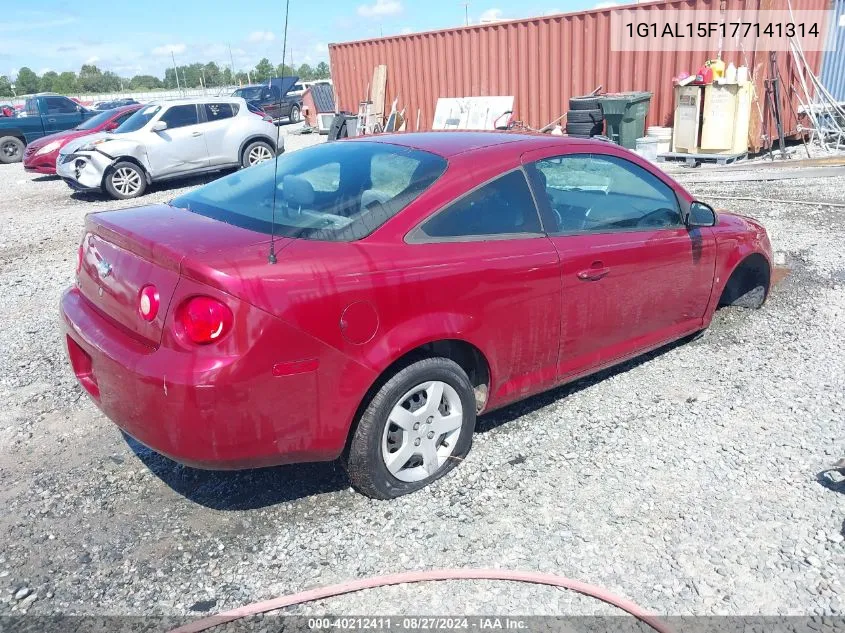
[356,65,407,135]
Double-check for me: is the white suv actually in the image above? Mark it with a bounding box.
[57,97,281,199]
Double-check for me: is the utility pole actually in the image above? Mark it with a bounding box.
[171,51,181,93]
[228,43,236,86]
[460,1,470,26]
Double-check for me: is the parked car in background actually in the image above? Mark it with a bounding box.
[60,132,773,498]
[232,76,302,124]
[57,97,280,199]
[23,105,141,175]
[95,99,140,111]
[0,93,96,164]
[1,104,15,118]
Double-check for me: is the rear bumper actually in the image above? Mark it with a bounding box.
[60,285,366,469]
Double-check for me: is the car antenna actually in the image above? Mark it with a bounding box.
[269,0,291,264]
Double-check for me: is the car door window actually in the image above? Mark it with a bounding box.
[203,103,235,122]
[418,170,542,240]
[160,105,199,129]
[530,154,681,234]
[44,97,77,114]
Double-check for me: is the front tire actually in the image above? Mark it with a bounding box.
[0,136,24,164]
[241,140,274,168]
[104,162,146,199]
[346,358,476,499]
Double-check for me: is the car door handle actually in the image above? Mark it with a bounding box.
[48,118,56,123]
[577,263,610,281]
[192,132,203,137]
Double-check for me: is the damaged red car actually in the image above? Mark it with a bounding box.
[61,132,772,499]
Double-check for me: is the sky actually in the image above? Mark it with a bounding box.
[0,0,604,80]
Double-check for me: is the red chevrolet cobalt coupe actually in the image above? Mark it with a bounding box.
[61,133,772,498]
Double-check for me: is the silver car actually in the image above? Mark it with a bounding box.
[57,97,281,199]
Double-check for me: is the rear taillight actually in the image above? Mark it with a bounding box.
[176,296,233,344]
[76,245,83,275]
[138,285,160,322]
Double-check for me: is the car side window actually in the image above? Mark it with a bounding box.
[44,97,78,114]
[204,103,235,122]
[160,105,199,129]
[530,154,681,234]
[420,170,542,239]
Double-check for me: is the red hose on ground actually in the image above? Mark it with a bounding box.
[169,568,675,633]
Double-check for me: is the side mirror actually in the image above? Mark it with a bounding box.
[687,201,717,228]
[151,121,168,132]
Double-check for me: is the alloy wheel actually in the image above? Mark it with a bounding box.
[248,145,273,165]
[111,167,142,197]
[381,380,464,482]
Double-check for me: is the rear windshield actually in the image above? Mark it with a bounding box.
[170,142,448,241]
[233,87,263,101]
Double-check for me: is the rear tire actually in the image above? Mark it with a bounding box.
[104,161,146,199]
[289,106,301,124]
[0,136,24,164]
[345,358,476,499]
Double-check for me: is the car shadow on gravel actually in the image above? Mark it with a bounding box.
[69,170,237,202]
[476,334,698,433]
[124,434,348,510]
[126,332,706,509]
[31,175,61,182]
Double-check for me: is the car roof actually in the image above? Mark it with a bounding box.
[148,96,247,106]
[352,131,608,158]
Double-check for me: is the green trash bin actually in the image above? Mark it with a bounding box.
[599,92,652,149]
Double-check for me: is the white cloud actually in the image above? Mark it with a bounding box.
[593,1,619,7]
[313,42,328,54]
[247,30,275,43]
[357,0,402,18]
[39,67,52,75]
[479,8,504,22]
[84,56,100,65]
[151,43,187,56]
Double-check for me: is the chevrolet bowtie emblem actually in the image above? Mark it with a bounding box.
[97,259,112,279]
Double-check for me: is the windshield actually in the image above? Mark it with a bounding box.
[233,87,263,101]
[75,109,119,131]
[114,105,161,133]
[171,142,447,241]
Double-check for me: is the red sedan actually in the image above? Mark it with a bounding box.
[23,105,141,174]
[60,133,772,498]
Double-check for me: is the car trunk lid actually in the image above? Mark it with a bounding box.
[79,205,277,347]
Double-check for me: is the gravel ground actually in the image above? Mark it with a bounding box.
[0,133,843,625]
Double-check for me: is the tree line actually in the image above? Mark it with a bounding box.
[0,58,331,98]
